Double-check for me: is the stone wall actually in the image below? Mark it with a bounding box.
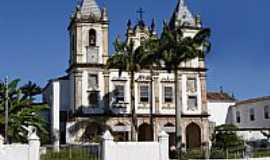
[0,131,40,160]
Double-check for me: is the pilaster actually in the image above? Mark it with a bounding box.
[103,70,110,113]
[74,71,83,111]
[199,72,207,114]
[153,72,160,114]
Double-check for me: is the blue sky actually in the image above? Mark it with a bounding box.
[0,0,269,100]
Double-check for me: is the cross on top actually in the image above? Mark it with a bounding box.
[136,8,145,21]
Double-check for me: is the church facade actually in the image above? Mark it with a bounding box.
[43,0,210,151]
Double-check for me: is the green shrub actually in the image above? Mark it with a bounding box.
[182,149,205,160]
[40,148,98,160]
[253,150,270,158]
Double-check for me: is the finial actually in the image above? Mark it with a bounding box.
[195,14,202,27]
[151,18,156,31]
[101,7,108,21]
[163,19,168,26]
[127,19,132,28]
[220,86,224,94]
[115,35,121,43]
[150,18,157,35]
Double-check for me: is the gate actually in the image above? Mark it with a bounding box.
[41,144,101,160]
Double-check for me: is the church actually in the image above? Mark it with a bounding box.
[43,0,210,152]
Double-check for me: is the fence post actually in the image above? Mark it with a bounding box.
[158,131,169,160]
[102,130,114,160]
[0,134,4,145]
[28,129,40,160]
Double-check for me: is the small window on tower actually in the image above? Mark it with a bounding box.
[89,29,96,46]
[88,91,99,107]
[88,74,98,89]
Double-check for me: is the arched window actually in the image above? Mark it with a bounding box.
[89,29,96,46]
[264,106,270,119]
[249,108,255,121]
[236,111,241,123]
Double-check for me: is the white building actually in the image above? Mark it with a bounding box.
[226,96,270,141]
[207,91,236,126]
[43,0,211,152]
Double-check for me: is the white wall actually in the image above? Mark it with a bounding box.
[226,99,270,141]
[0,131,40,160]
[208,101,235,126]
[43,79,70,149]
[0,144,29,160]
[227,100,270,129]
[102,131,169,160]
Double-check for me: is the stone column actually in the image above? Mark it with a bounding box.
[28,129,40,160]
[158,131,169,160]
[74,71,83,111]
[103,70,110,113]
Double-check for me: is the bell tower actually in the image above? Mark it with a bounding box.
[68,0,109,66]
[68,0,109,112]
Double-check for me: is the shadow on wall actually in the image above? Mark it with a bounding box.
[67,90,119,143]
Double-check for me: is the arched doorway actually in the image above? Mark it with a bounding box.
[186,123,201,149]
[138,123,153,141]
[81,122,106,143]
[112,122,129,142]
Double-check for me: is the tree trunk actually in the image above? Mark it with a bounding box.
[150,69,154,140]
[130,71,137,141]
[174,69,182,160]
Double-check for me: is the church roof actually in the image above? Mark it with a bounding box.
[207,92,236,102]
[170,0,196,28]
[233,96,270,106]
[80,0,101,19]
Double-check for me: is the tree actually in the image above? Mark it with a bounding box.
[137,34,161,140]
[107,38,147,141]
[21,81,42,100]
[159,24,211,159]
[211,124,245,158]
[0,79,48,143]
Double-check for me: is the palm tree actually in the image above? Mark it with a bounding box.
[21,81,42,101]
[159,24,211,159]
[137,34,161,140]
[107,38,147,141]
[0,79,48,143]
